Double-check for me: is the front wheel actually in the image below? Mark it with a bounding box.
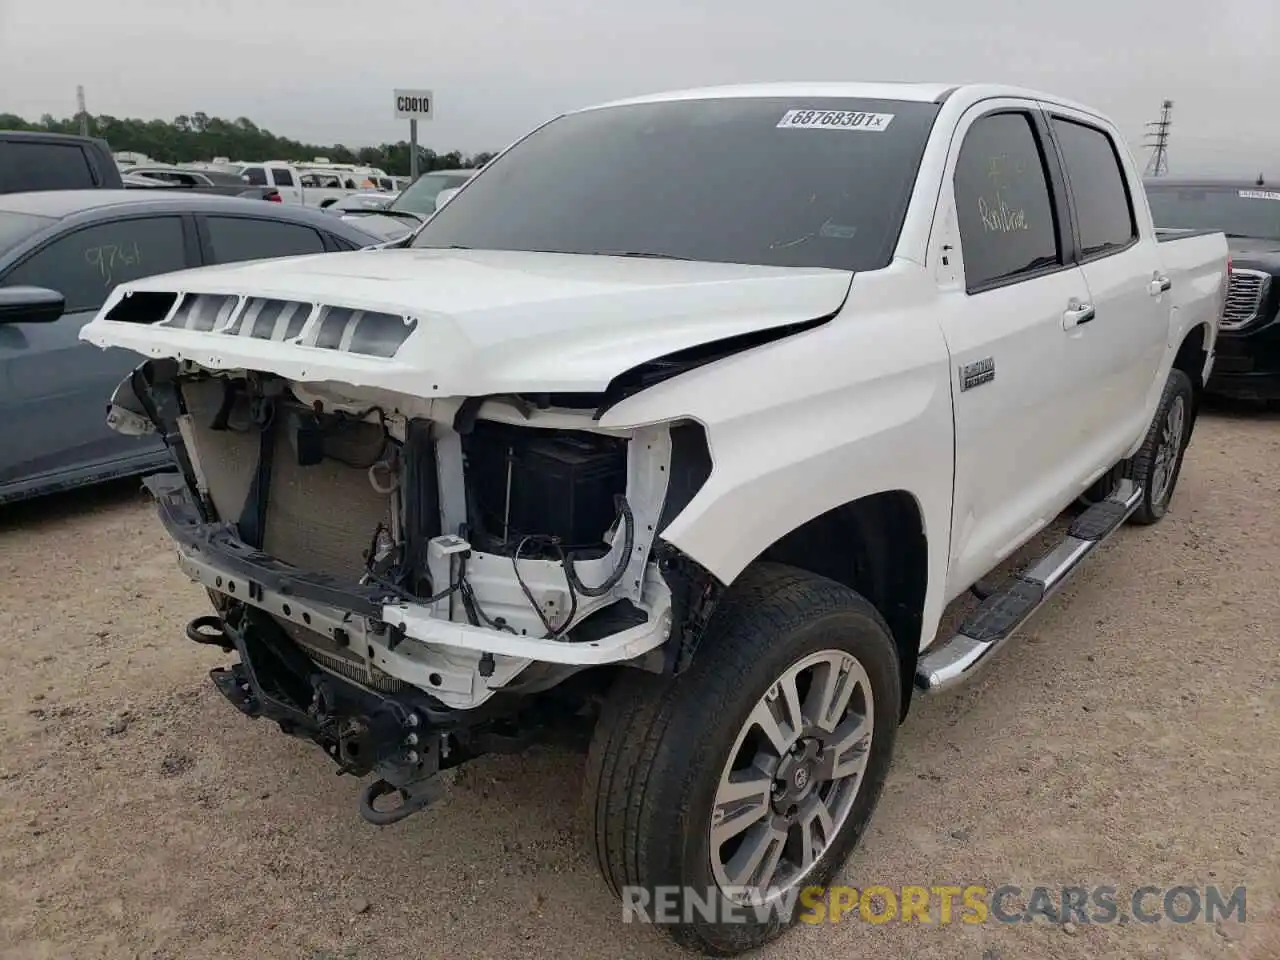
[1127,368,1194,525]
[584,563,900,956]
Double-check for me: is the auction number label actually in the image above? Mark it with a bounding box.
[1239,189,1280,201]
[777,109,895,132]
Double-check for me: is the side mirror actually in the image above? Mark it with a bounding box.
[0,286,65,325]
[434,187,460,211]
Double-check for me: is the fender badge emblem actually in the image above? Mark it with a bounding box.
[960,357,996,392]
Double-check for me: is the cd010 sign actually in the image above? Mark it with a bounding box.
[394,90,434,120]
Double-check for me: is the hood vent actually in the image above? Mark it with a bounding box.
[104,290,419,359]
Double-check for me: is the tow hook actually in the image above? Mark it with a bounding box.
[356,723,445,827]
[358,777,438,826]
[186,614,234,652]
[194,608,447,827]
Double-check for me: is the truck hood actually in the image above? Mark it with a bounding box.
[80,247,852,397]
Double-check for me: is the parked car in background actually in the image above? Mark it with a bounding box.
[238,162,391,208]
[336,168,476,241]
[0,130,124,193]
[298,168,362,207]
[121,172,172,189]
[237,162,308,204]
[124,164,282,202]
[0,191,381,505]
[334,206,426,241]
[80,82,1225,955]
[1146,177,1280,400]
[325,192,397,213]
[388,168,475,216]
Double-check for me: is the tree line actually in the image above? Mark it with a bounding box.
[0,111,497,176]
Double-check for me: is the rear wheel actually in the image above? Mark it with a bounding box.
[585,563,900,955]
[1127,368,1194,525]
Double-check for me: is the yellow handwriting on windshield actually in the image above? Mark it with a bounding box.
[84,241,143,288]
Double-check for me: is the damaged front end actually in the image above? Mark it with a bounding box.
[109,349,722,825]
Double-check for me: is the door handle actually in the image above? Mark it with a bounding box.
[1063,300,1096,329]
[1148,276,1172,295]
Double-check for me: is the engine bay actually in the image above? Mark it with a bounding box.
[154,371,696,709]
[462,420,629,558]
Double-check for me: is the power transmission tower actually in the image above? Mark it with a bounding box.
[75,85,89,137]
[1143,99,1173,177]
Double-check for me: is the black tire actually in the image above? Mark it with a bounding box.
[584,562,901,956]
[1126,368,1194,525]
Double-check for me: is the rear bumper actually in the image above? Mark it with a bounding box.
[146,473,674,706]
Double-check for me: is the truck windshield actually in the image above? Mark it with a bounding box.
[0,211,56,257]
[411,96,941,271]
[1146,185,1280,241]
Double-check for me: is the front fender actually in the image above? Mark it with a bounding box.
[599,273,957,652]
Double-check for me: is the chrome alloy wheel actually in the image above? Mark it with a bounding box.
[708,649,874,904]
[1150,393,1187,506]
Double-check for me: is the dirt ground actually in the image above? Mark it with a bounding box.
[1,405,1277,960]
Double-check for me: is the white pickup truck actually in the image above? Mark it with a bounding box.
[79,82,1226,954]
[237,162,391,207]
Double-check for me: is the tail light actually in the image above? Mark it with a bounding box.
[267,191,282,203]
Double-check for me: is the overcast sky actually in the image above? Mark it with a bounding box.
[1,0,1276,176]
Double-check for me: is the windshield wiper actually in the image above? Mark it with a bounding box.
[596,250,698,262]
[344,208,425,222]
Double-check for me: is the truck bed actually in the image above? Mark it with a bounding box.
[1158,228,1228,380]
[1155,227,1222,242]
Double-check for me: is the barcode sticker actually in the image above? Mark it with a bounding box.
[1238,189,1280,201]
[777,109,895,132]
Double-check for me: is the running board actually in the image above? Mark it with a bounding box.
[915,479,1143,694]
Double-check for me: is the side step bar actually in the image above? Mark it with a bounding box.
[915,479,1143,694]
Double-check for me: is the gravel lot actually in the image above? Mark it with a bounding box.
[1,406,1277,960]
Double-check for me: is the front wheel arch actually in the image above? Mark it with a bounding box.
[753,491,927,721]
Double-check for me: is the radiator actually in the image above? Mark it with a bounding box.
[180,380,390,579]
[180,380,402,692]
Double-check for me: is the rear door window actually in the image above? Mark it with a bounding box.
[242,166,268,186]
[1049,117,1137,258]
[0,141,96,192]
[1,216,189,312]
[202,216,327,264]
[270,168,295,187]
[953,111,1061,292]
